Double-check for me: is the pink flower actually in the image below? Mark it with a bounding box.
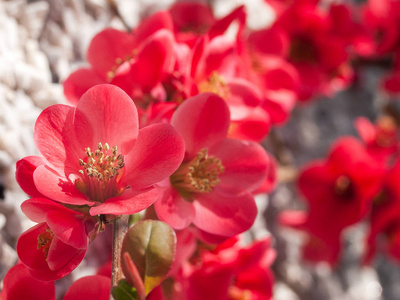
[17,197,96,281]
[154,93,270,239]
[32,84,185,216]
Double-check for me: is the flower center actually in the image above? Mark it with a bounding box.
[334,175,354,199]
[75,142,125,203]
[228,286,251,300]
[170,149,225,200]
[198,71,230,99]
[37,228,54,259]
[289,37,318,63]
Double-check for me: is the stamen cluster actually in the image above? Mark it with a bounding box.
[171,148,225,198]
[78,142,125,181]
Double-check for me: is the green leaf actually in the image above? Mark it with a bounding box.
[112,279,138,300]
[121,220,176,296]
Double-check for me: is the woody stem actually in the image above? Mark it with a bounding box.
[110,214,129,299]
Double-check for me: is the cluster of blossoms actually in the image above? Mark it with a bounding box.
[4,0,400,298]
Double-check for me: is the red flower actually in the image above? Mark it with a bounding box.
[364,159,400,263]
[186,236,275,300]
[63,11,176,105]
[1,263,55,300]
[281,137,384,264]
[298,137,383,232]
[17,197,96,281]
[169,2,246,47]
[32,84,185,216]
[154,93,270,239]
[355,116,399,163]
[362,0,400,55]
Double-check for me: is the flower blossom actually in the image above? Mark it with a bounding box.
[31,84,185,216]
[154,93,271,240]
[17,198,96,281]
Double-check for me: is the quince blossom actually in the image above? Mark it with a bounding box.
[31,84,184,216]
[154,93,270,240]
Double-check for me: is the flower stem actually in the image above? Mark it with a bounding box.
[110,214,129,299]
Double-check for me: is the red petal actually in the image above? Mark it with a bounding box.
[73,84,139,155]
[1,264,55,300]
[34,104,80,176]
[63,68,106,105]
[17,223,50,271]
[210,139,269,196]
[21,197,79,223]
[29,248,86,281]
[16,156,44,198]
[34,165,93,206]
[46,210,88,249]
[154,183,195,230]
[193,192,257,237]
[89,188,158,216]
[63,275,111,300]
[123,123,185,190]
[134,11,174,46]
[47,237,82,271]
[87,28,136,77]
[171,93,230,158]
[130,30,175,91]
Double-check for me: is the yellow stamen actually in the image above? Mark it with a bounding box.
[170,149,225,199]
[37,229,54,259]
[198,71,230,99]
[75,142,125,203]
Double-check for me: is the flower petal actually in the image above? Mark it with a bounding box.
[89,188,158,216]
[63,275,111,300]
[34,165,93,206]
[47,237,82,271]
[1,264,55,300]
[46,210,88,249]
[154,183,195,230]
[21,197,79,223]
[87,28,136,77]
[123,123,185,190]
[171,93,230,158]
[16,156,45,198]
[193,192,257,237]
[74,84,139,156]
[210,139,269,196]
[73,84,139,155]
[34,104,81,176]
[17,223,50,271]
[63,68,106,105]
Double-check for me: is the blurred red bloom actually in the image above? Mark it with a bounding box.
[32,84,184,216]
[186,236,276,300]
[281,137,384,264]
